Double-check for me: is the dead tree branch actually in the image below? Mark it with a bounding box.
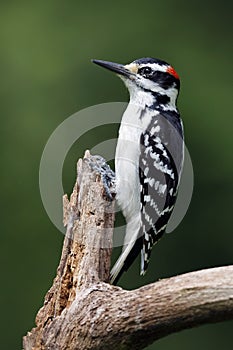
[23,151,233,350]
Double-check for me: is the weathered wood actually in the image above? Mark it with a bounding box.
[23,152,233,350]
[23,151,115,349]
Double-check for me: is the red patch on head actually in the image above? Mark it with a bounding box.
[166,66,179,80]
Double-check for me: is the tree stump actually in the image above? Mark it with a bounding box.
[23,151,233,350]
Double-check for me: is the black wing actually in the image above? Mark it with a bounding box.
[139,112,184,274]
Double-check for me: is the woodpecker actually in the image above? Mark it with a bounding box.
[92,57,184,284]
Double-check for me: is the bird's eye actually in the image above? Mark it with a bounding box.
[138,66,152,76]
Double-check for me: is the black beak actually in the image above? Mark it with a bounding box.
[92,59,132,78]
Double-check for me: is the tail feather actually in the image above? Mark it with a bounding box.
[110,235,143,284]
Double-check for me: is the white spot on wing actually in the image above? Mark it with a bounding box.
[150,125,160,134]
[144,177,155,187]
[144,167,149,176]
[144,232,149,241]
[144,134,149,146]
[159,184,167,194]
[153,161,175,179]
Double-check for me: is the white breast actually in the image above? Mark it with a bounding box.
[115,102,158,223]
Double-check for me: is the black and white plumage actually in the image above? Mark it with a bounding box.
[92,57,184,284]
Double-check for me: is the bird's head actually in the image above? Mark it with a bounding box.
[92,57,180,110]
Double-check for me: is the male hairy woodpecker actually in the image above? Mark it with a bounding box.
[92,57,184,284]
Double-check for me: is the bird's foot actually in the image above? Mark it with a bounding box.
[84,154,116,201]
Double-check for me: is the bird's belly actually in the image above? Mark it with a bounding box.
[115,122,141,222]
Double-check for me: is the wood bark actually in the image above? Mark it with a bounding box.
[23,151,233,350]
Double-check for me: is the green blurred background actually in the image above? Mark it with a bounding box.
[1,0,232,349]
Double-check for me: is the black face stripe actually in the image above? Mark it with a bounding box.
[156,94,170,105]
[149,71,180,90]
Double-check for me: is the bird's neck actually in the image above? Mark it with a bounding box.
[128,84,179,114]
[123,85,182,138]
